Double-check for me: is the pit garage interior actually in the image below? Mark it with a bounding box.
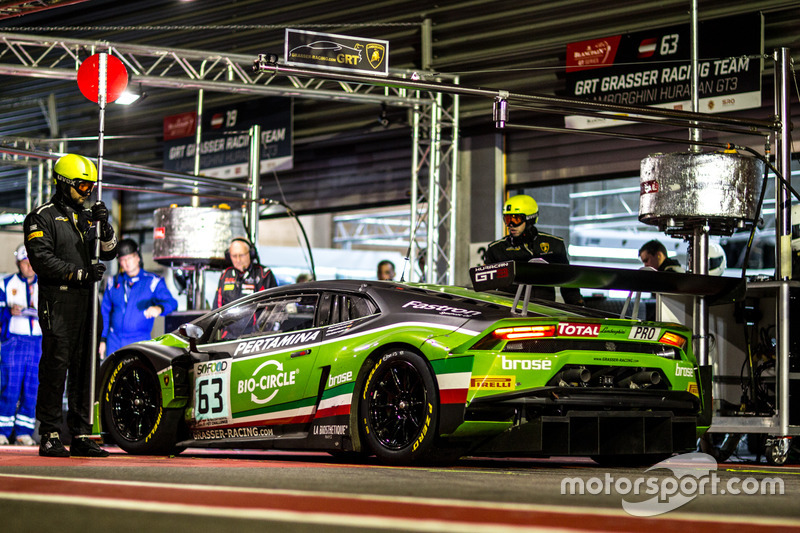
[1,0,800,530]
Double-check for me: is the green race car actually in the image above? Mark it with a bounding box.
[95,262,725,465]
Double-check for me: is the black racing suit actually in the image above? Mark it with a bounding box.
[214,262,277,308]
[659,256,685,273]
[24,192,117,438]
[484,225,584,305]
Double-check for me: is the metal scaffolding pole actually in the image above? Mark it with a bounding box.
[774,47,792,436]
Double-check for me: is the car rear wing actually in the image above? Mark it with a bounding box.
[469,261,743,316]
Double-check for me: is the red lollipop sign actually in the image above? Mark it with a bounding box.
[77,53,129,103]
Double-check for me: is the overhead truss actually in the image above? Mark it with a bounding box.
[0,31,460,284]
[0,31,432,105]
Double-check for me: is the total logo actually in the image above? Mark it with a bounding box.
[557,323,599,337]
[237,360,298,405]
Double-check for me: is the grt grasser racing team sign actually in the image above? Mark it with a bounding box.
[285,28,389,76]
[564,12,763,129]
[163,97,293,177]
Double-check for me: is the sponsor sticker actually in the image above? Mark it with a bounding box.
[192,426,274,440]
[557,323,599,337]
[193,358,232,426]
[327,370,353,388]
[237,359,298,405]
[628,326,661,340]
[233,330,321,357]
[402,300,482,317]
[313,424,347,436]
[500,355,552,371]
[469,376,515,390]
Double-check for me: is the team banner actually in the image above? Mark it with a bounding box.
[284,28,389,76]
[564,13,763,129]
[163,97,293,177]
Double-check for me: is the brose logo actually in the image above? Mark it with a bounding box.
[501,355,552,371]
[675,365,694,377]
[327,370,352,388]
[237,359,298,405]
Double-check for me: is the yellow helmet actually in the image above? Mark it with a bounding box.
[503,194,538,225]
[54,154,97,192]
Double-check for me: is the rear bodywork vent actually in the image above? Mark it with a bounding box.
[503,339,680,359]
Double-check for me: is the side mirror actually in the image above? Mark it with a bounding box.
[179,323,204,353]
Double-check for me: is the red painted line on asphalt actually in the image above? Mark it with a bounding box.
[0,447,346,469]
[0,472,797,532]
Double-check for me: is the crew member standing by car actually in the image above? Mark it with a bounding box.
[24,153,117,458]
[638,239,685,273]
[214,237,277,308]
[99,238,178,359]
[485,194,584,305]
[0,244,42,446]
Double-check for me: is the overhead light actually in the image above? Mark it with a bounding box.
[115,83,146,105]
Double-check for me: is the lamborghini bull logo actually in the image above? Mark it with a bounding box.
[366,43,385,69]
[237,360,298,405]
[539,242,550,253]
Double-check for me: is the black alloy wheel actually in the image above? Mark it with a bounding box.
[103,357,184,455]
[360,350,438,464]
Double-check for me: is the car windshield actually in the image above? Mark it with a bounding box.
[204,294,319,343]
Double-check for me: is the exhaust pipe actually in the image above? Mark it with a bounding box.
[620,370,662,388]
[558,367,591,386]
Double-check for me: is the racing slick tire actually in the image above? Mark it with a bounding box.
[103,356,185,455]
[359,350,438,465]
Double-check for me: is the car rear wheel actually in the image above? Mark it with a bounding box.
[103,356,184,455]
[359,350,438,465]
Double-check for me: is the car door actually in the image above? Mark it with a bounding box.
[190,292,324,436]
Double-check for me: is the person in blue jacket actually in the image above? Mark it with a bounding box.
[99,239,177,358]
[0,244,42,446]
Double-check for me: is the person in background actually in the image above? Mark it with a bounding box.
[99,238,178,359]
[638,239,685,273]
[485,194,584,305]
[24,153,117,457]
[0,244,42,446]
[295,273,312,283]
[215,237,277,308]
[377,260,395,281]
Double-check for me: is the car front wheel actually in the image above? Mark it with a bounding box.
[359,350,438,465]
[103,356,184,455]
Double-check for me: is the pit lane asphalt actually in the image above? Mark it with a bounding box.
[0,446,798,532]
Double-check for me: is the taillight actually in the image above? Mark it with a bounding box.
[659,332,686,349]
[493,325,556,340]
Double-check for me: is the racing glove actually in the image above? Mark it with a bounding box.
[91,201,108,223]
[91,201,115,241]
[76,263,106,283]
